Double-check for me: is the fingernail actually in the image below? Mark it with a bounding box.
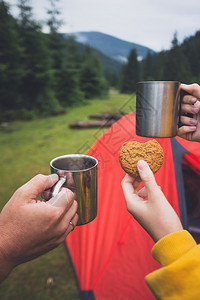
[137,160,148,170]
[190,97,197,104]
[192,107,199,113]
[49,174,58,180]
[190,119,197,125]
[189,126,196,131]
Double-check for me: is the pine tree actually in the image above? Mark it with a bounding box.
[17,0,61,117]
[163,32,192,82]
[80,47,108,99]
[141,51,153,81]
[119,49,139,93]
[47,0,84,106]
[182,31,200,81]
[0,1,25,114]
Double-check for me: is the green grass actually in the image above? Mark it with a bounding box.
[0,92,135,299]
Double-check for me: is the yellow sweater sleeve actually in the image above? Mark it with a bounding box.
[145,230,200,300]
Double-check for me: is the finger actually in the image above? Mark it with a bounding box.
[41,189,51,201]
[65,199,78,221]
[41,186,66,201]
[57,214,79,243]
[68,213,79,232]
[181,103,199,115]
[180,115,198,126]
[49,213,79,247]
[32,174,59,193]
[137,160,158,194]
[121,174,144,214]
[48,188,76,212]
[61,204,78,234]
[123,173,142,190]
[177,125,196,138]
[137,187,148,199]
[195,100,200,108]
[121,174,140,197]
[16,174,59,202]
[181,83,200,100]
[194,100,200,114]
[181,95,197,105]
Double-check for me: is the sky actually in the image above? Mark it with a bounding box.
[6,0,200,52]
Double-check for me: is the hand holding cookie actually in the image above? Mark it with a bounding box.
[121,160,183,242]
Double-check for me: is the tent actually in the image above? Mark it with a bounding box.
[65,112,200,300]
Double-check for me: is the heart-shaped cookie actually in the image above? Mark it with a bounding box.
[119,139,164,177]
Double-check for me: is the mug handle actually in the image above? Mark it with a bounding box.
[178,90,193,128]
[50,176,66,198]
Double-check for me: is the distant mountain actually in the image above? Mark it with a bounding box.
[95,48,122,74]
[75,42,122,76]
[70,31,155,62]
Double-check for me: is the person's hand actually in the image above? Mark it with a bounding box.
[0,174,78,282]
[177,83,200,142]
[121,160,183,242]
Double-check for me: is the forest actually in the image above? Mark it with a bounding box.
[1,0,200,121]
[0,0,108,121]
[120,31,200,93]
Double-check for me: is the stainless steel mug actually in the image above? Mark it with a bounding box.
[136,81,181,138]
[50,154,98,225]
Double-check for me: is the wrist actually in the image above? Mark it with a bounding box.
[0,235,15,283]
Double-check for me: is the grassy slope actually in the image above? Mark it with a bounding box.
[0,92,135,299]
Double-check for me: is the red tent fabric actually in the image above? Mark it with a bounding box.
[66,112,200,300]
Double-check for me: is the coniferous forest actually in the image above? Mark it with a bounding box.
[1,0,200,121]
[119,31,200,93]
[0,0,108,121]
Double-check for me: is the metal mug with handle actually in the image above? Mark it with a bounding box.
[136,81,191,138]
[50,154,98,225]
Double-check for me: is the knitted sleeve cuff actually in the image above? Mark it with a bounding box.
[152,230,197,266]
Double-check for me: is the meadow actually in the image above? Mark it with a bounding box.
[0,92,135,299]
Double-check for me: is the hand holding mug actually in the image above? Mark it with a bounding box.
[177,83,200,142]
[0,174,78,282]
[136,81,200,140]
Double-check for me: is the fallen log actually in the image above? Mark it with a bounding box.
[89,113,124,121]
[69,120,115,129]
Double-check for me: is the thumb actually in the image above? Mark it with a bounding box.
[181,83,200,99]
[21,174,59,199]
[137,160,158,194]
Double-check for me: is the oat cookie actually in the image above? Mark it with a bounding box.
[119,139,164,177]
